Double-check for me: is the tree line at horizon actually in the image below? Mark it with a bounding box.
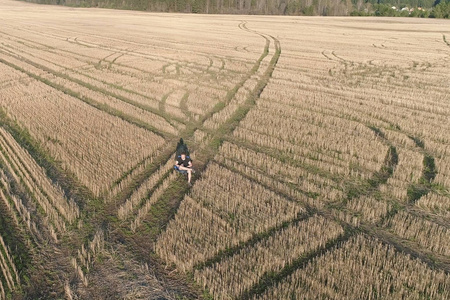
[23,0,450,17]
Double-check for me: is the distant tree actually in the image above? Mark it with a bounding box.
[22,0,450,17]
[431,0,450,17]
[374,4,398,15]
[303,5,315,15]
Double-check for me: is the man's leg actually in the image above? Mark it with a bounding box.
[178,166,192,183]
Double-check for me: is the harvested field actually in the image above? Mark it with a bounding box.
[0,0,449,299]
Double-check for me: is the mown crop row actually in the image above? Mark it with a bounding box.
[0,127,79,240]
[0,234,20,299]
[434,155,450,188]
[416,191,450,220]
[189,164,304,237]
[0,170,36,238]
[256,235,450,299]
[384,211,449,256]
[156,196,236,272]
[235,98,388,179]
[0,61,165,196]
[383,129,418,149]
[194,215,343,300]
[231,127,382,182]
[155,163,304,272]
[215,156,320,209]
[105,152,159,202]
[258,71,450,160]
[0,45,179,136]
[203,86,248,130]
[71,230,104,287]
[216,141,344,205]
[346,195,392,224]
[379,148,423,202]
[0,26,235,122]
[118,155,175,220]
[130,171,177,232]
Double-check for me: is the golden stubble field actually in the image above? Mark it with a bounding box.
[0,0,449,299]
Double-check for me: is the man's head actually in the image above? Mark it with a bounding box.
[180,152,186,160]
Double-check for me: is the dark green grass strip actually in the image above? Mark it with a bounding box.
[404,137,436,204]
[345,145,398,202]
[0,199,31,290]
[368,145,398,188]
[407,154,436,204]
[179,92,191,120]
[408,135,425,149]
[368,125,386,139]
[159,92,170,115]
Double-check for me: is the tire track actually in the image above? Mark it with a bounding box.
[0,43,183,136]
[121,20,281,230]
[5,17,282,298]
[0,31,188,126]
[5,23,242,73]
[135,20,284,298]
[0,51,172,138]
[108,19,280,228]
[0,28,237,93]
[443,34,450,47]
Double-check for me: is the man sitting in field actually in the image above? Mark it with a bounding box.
[176,152,194,186]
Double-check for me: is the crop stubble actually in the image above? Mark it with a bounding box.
[0,1,450,298]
